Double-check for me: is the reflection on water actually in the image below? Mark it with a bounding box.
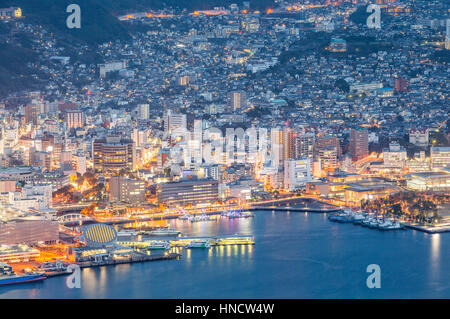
[429,233,441,284]
[0,210,449,299]
[430,234,440,262]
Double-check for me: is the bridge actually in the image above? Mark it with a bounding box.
[57,213,94,225]
[58,224,82,236]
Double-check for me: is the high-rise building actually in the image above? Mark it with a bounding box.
[316,135,342,158]
[283,127,296,160]
[431,147,450,170]
[65,110,84,129]
[349,129,368,162]
[284,158,311,191]
[25,104,38,125]
[270,128,284,168]
[445,19,450,50]
[295,133,315,159]
[319,147,338,171]
[132,128,148,148]
[137,104,150,119]
[394,77,408,93]
[108,176,145,203]
[93,136,136,174]
[227,91,247,112]
[72,153,87,175]
[164,110,187,133]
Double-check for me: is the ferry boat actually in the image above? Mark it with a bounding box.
[189,213,213,222]
[177,208,189,220]
[352,213,366,224]
[223,208,254,219]
[117,230,138,237]
[0,263,46,286]
[146,241,171,250]
[187,240,211,248]
[147,228,180,236]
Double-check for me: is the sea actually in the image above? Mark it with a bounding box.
[0,210,449,298]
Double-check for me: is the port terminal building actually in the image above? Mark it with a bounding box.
[69,223,133,262]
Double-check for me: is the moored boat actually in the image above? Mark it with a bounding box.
[0,262,46,286]
[146,241,171,250]
[187,240,211,248]
[146,228,180,236]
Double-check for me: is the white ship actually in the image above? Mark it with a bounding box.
[187,240,211,248]
[147,241,171,250]
[147,228,180,236]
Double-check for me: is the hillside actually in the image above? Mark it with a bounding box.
[0,0,275,97]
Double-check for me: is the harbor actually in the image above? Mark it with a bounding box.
[1,209,448,298]
[77,252,181,269]
[119,235,255,249]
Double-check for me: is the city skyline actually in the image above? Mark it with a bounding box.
[0,0,448,303]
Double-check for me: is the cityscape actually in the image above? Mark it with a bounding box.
[0,0,448,300]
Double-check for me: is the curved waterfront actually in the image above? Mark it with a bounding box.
[0,210,449,298]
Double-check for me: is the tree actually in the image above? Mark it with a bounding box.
[335,79,350,93]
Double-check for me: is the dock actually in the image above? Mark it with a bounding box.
[119,235,255,248]
[403,223,450,234]
[249,206,341,213]
[77,252,181,269]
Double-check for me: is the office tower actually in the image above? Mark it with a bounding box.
[60,151,72,170]
[132,128,148,148]
[93,136,136,174]
[164,110,187,133]
[72,153,87,175]
[157,179,219,206]
[65,110,84,129]
[316,135,342,158]
[430,147,450,170]
[283,127,296,160]
[204,165,220,181]
[446,19,450,50]
[270,128,284,168]
[189,119,203,165]
[284,158,311,191]
[319,147,338,171]
[227,91,247,112]
[295,133,315,159]
[394,77,408,93]
[25,104,38,125]
[349,128,369,162]
[137,104,150,119]
[48,143,62,171]
[108,176,146,203]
